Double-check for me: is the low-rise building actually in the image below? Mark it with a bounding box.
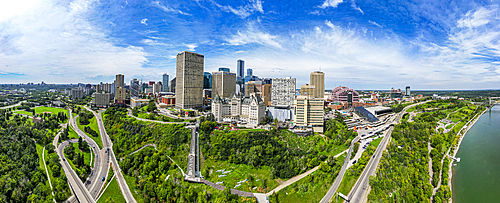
[212,93,266,126]
[131,97,149,108]
[158,95,176,107]
[267,105,294,122]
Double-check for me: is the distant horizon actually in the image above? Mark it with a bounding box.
[2,83,500,92]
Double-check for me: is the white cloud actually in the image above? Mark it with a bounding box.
[0,0,148,83]
[215,13,500,89]
[141,18,148,25]
[224,22,282,49]
[151,1,190,15]
[212,0,264,18]
[369,20,382,28]
[319,0,344,9]
[325,20,335,29]
[457,7,495,28]
[184,43,198,51]
[0,0,42,22]
[142,39,171,46]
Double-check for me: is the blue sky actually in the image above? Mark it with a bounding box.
[0,0,499,90]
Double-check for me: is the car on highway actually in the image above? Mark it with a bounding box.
[353,160,357,164]
[102,177,105,181]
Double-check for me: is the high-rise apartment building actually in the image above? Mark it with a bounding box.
[175,51,204,109]
[163,73,169,92]
[130,79,140,98]
[271,77,296,107]
[294,95,324,133]
[405,86,411,96]
[212,71,236,98]
[71,88,84,99]
[114,74,126,104]
[310,71,325,99]
[203,72,212,89]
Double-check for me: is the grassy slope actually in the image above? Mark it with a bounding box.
[72,143,91,168]
[76,116,103,148]
[96,178,126,203]
[124,175,144,203]
[203,159,280,193]
[277,154,347,203]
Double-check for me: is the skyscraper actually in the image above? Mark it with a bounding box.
[271,77,296,107]
[203,72,212,89]
[212,71,236,98]
[170,77,176,93]
[405,86,411,96]
[175,51,204,109]
[114,74,126,104]
[310,71,325,99]
[218,67,230,72]
[130,79,140,98]
[237,59,245,94]
[162,73,169,92]
[247,68,253,76]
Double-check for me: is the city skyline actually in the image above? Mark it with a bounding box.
[1,0,500,90]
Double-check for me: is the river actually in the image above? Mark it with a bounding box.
[452,105,500,202]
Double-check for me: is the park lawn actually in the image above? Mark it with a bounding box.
[72,143,92,168]
[202,158,280,193]
[14,110,33,116]
[35,106,69,116]
[97,177,126,203]
[76,116,103,149]
[276,154,346,203]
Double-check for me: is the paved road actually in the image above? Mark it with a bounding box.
[90,107,137,203]
[57,139,96,203]
[347,101,427,203]
[319,136,359,203]
[69,110,108,199]
[0,100,25,109]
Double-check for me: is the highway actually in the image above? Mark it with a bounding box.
[347,102,426,203]
[89,107,137,203]
[57,139,96,203]
[319,136,359,203]
[69,109,109,199]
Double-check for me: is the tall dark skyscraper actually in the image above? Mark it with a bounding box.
[237,59,244,93]
[203,72,212,89]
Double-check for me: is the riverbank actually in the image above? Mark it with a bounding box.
[448,107,488,201]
